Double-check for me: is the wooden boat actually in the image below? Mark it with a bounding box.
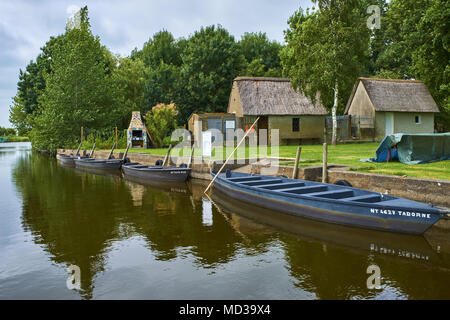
[56,142,93,166]
[74,142,130,171]
[122,161,191,182]
[211,171,450,235]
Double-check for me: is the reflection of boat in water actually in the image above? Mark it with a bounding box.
[74,166,123,178]
[211,188,450,267]
[122,162,191,182]
[122,174,190,195]
[212,171,448,235]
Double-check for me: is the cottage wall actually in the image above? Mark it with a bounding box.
[375,111,386,141]
[393,112,434,134]
[268,115,324,145]
[228,82,243,117]
[347,82,375,117]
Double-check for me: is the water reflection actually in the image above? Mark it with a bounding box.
[6,146,450,299]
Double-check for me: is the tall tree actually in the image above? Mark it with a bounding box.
[112,57,147,129]
[31,6,119,149]
[281,1,370,145]
[238,32,283,77]
[179,25,245,123]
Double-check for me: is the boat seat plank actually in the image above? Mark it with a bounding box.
[280,185,328,194]
[307,190,354,199]
[259,182,306,190]
[228,177,262,183]
[345,194,382,203]
[241,179,283,186]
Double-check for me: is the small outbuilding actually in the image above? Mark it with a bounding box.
[344,78,440,141]
[228,77,328,145]
[187,113,236,145]
[127,111,152,148]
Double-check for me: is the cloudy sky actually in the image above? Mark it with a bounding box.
[0,0,313,128]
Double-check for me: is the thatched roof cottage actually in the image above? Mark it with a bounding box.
[228,77,328,145]
[344,78,439,140]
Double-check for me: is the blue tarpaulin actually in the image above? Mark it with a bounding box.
[361,133,450,164]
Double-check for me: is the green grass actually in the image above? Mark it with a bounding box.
[0,136,29,142]
[113,142,450,180]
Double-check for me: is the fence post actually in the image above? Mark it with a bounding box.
[292,146,302,179]
[322,143,328,183]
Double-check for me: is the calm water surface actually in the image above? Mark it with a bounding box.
[1,142,450,299]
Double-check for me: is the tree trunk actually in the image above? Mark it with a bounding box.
[332,82,338,146]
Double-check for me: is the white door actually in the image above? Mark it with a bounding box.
[385,112,394,136]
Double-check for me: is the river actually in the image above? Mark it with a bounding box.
[1,142,449,299]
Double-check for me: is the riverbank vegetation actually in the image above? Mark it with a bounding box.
[9,1,449,151]
[114,143,450,180]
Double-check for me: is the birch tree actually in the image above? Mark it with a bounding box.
[281,0,369,145]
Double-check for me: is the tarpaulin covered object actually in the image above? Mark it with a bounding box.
[361,133,450,164]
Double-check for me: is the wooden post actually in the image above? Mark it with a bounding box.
[187,144,195,168]
[322,143,328,183]
[115,127,118,146]
[75,142,82,156]
[81,126,83,143]
[122,142,131,161]
[292,146,302,179]
[107,142,116,159]
[162,144,173,166]
[89,143,96,158]
[204,116,260,194]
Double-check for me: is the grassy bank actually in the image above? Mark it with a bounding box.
[0,136,30,142]
[113,142,450,180]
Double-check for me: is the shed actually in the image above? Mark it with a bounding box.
[187,113,236,145]
[127,111,153,148]
[344,78,440,141]
[228,77,328,145]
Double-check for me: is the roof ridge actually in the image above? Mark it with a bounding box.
[359,77,423,84]
[234,76,290,82]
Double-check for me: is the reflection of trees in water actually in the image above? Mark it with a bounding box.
[14,154,132,299]
[12,154,274,298]
[14,154,450,299]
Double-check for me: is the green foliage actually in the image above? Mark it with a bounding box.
[0,126,16,136]
[81,128,128,150]
[31,6,120,150]
[281,1,370,112]
[368,0,450,129]
[238,32,283,77]
[112,57,147,129]
[178,25,245,123]
[144,103,178,147]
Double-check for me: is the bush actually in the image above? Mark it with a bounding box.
[144,103,178,147]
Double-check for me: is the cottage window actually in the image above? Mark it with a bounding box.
[415,115,421,124]
[292,118,300,132]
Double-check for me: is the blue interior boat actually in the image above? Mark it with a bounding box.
[211,171,449,235]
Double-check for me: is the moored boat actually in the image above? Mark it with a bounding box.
[56,142,93,166]
[74,142,130,171]
[122,161,191,182]
[211,171,449,235]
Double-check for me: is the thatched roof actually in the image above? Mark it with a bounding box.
[232,77,327,116]
[345,78,439,114]
[128,111,147,130]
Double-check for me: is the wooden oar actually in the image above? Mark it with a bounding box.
[107,142,116,159]
[162,144,173,166]
[75,142,82,156]
[89,143,96,158]
[187,144,195,168]
[204,116,260,194]
[122,142,131,161]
